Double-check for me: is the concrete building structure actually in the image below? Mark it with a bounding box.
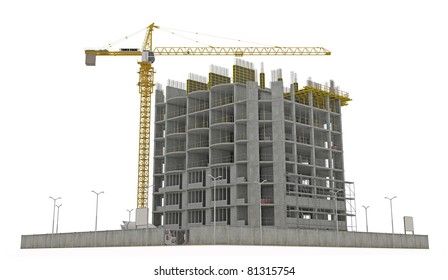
[151,59,356,234]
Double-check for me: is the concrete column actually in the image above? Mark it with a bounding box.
[230,206,238,226]
[246,82,261,227]
[271,81,286,227]
[309,91,316,179]
[205,176,213,225]
[181,171,188,228]
[336,99,345,181]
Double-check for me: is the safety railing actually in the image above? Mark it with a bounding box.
[188,159,209,168]
[211,135,234,144]
[165,145,186,153]
[284,112,293,121]
[285,133,294,141]
[297,155,311,165]
[259,154,273,161]
[214,115,234,124]
[155,114,165,122]
[260,174,273,182]
[331,144,342,151]
[211,155,234,164]
[261,217,274,226]
[235,113,247,120]
[315,158,330,168]
[189,121,209,129]
[166,127,186,135]
[296,136,311,144]
[235,132,247,141]
[237,153,247,161]
[313,119,327,129]
[331,123,341,132]
[259,133,273,141]
[167,108,186,119]
[260,196,274,205]
[315,141,328,148]
[212,96,234,107]
[296,116,310,125]
[188,140,209,149]
[258,111,272,120]
[154,167,163,174]
[333,162,343,169]
[165,163,185,171]
[285,153,295,162]
[189,102,209,113]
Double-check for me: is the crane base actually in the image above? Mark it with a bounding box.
[135,208,149,227]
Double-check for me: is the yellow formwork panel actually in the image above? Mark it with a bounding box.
[292,82,299,92]
[291,90,309,105]
[260,73,265,89]
[297,86,351,106]
[187,79,208,94]
[233,65,255,84]
[312,94,327,110]
[208,72,231,88]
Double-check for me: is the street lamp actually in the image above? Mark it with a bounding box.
[362,205,370,232]
[209,174,222,245]
[91,190,104,231]
[255,180,267,246]
[49,196,61,234]
[126,209,134,230]
[56,204,62,234]
[331,188,343,247]
[384,196,397,234]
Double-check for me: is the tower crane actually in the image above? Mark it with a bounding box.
[85,23,331,224]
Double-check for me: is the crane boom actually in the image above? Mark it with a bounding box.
[85,46,330,62]
[85,23,331,214]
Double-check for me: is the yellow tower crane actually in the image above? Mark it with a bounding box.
[85,23,332,223]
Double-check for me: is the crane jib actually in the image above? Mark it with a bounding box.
[85,47,330,60]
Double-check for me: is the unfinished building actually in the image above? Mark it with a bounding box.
[151,59,356,232]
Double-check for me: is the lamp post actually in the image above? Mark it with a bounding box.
[126,209,133,230]
[209,174,222,245]
[56,204,62,234]
[385,196,397,248]
[49,196,61,234]
[91,190,104,231]
[331,188,343,247]
[362,205,370,232]
[255,180,267,245]
[385,196,397,234]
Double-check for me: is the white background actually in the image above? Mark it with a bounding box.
[1,0,447,279]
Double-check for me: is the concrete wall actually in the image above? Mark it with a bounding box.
[21,228,164,249]
[21,226,429,249]
[188,226,429,249]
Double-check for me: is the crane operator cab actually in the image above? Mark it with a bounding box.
[142,50,155,63]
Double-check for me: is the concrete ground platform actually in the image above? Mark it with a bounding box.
[21,226,429,249]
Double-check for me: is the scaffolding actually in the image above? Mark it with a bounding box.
[285,174,357,231]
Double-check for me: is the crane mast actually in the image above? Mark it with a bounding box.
[85,23,331,222]
[136,24,158,209]
[136,62,153,209]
